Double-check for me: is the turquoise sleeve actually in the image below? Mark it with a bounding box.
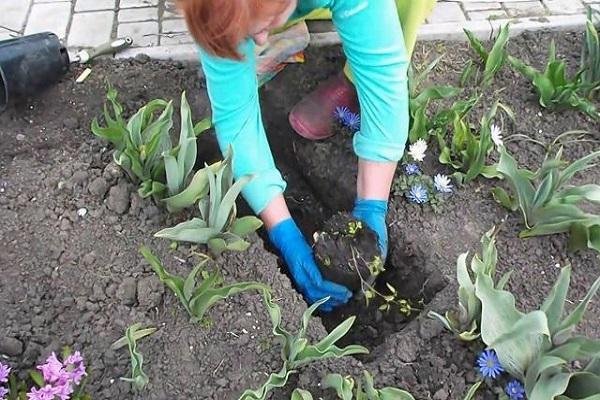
[331,0,410,162]
[198,40,287,215]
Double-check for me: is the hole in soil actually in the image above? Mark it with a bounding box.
[318,232,447,359]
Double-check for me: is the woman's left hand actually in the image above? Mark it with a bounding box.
[352,199,388,260]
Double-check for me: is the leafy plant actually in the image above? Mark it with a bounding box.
[239,292,368,400]
[428,227,511,341]
[113,323,155,391]
[291,389,314,400]
[508,41,600,120]
[140,246,267,322]
[163,92,211,199]
[438,101,513,184]
[321,371,414,400]
[581,7,600,98]
[408,56,463,143]
[92,85,212,201]
[92,84,174,199]
[477,265,600,398]
[155,146,263,254]
[464,23,511,86]
[162,160,222,213]
[493,145,600,252]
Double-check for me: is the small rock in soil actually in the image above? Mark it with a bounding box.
[103,162,123,182]
[22,342,42,364]
[394,332,421,363]
[137,276,164,309]
[71,171,89,186]
[88,177,110,198]
[63,117,80,130]
[116,278,137,306]
[433,388,449,400]
[107,183,131,214]
[135,53,150,64]
[92,281,107,301]
[81,251,96,266]
[419,318,445,340]
[0,336,24,356]
[59,218,72,231]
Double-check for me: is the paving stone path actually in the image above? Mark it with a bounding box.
[1,0,599,60]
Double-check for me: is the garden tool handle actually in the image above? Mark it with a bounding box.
[76,37,133,64]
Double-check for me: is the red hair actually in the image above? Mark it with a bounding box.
[178,0,288,60]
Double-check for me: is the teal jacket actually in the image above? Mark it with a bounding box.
[199,0,409,214]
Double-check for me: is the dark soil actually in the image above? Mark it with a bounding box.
[313,212,380,291]
[1,30,599,400]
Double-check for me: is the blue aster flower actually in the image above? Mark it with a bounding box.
[343,112,361,132]
[404,163,421,176]
[477,349,504,379]
[407,185,429,204]
[333,106,350,123]
[505,380,526,400]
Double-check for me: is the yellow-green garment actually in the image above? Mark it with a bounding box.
[302,0,435,57]
[199,0,436,214]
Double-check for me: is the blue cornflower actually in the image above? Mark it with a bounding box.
[477,349,504,379]
[334,106,350,123]
[407,185,429,204]
[404,163,421,176]
[343,112,361,132]
[505,380,526,400]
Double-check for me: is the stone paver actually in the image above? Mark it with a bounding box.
[74,0,115,12]
[0,1,31,32]
[463,2,502,11]
[0,28,16,41]
[119,0,159,8]
[118,21,159,47]
[506,1,547,17]
[24,2,71,39]
[543,0,587,14]
[428,2,467,23]
[468,9,509,20]
[161,18,187,34]
[2,0,598,59]
[118,7,158,23]
[69,11,114,47]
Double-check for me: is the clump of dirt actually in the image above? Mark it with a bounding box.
[319,228,447,356]
[313,212,381,291]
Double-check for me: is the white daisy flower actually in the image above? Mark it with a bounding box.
[408,139,428,162]
[433,174,453,193]
[491,124,503,148]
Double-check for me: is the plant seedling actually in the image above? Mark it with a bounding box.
[140,246,267,322]
[509,41,600,120]
[464,23,511,87]
[113,323,155,391]
[155,146,264,255]
[581,7,600,98]
[493,145,600,253]
[438,101,513,184]
[239,291,368,400]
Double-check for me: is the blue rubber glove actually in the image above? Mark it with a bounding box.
[268,218,352,311]
[352,199,389,259]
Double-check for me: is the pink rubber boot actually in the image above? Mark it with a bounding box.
[289,72,359,140]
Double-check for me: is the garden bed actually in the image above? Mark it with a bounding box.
[0,30,598,400]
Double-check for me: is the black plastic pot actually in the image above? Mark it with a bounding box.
[0,32,70,111]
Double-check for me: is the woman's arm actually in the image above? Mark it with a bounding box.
[330,0,410,196]
[199,39,287,216]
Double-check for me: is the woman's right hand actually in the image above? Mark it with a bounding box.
[268,218,352,311]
